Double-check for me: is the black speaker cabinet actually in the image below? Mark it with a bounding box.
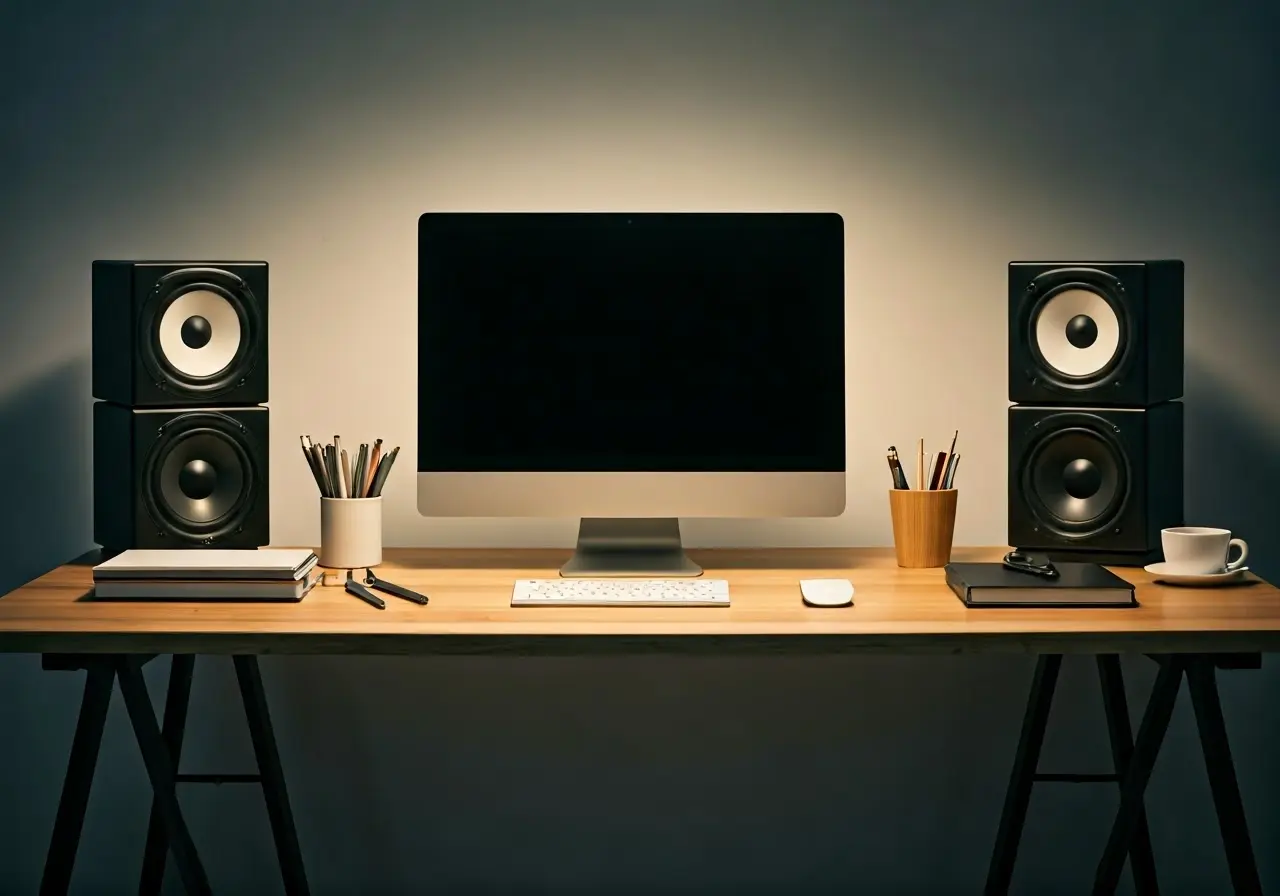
[1009,260,1183,406]
[94,403,270,551]
[93,261,268,407]
[1008,402,1183,565]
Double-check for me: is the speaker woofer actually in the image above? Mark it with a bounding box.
[1022,418,1130,539]
[140,267,262,396]
[143,411,259,542]
[1024,268,1130,391]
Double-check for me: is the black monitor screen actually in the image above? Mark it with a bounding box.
[417,212,845,473]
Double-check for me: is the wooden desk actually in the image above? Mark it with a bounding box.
[2,547,1275,896]
[2,546,1280,656]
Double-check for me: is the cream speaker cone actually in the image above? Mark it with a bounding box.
[157,289,242,378]
[1033,288,1121,379]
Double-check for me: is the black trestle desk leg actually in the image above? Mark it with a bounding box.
[40,660,115,896]
[1093,656,1185,896]
[114,656,212,896]
[985,653,1062,895]
[1186,657,1262,895]
[139,654,196,896]
[234,655,311,896]
[1096,655,1160,895]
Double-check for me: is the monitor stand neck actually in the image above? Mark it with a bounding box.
[560,518,703,578]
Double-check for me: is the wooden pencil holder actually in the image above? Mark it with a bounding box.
[888,489,958,568]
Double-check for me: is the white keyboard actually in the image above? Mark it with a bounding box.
[511,578,731,607]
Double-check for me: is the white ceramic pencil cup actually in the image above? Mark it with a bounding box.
[319,497,383,570]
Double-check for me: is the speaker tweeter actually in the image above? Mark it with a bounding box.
[93,261,268,407]
[1009,260,1182,406]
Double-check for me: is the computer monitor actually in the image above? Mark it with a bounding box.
[417,211,846,577]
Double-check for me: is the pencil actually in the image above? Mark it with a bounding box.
[340,448,351,498]
[916,439,924,490]
[370,446,400,497]
[309,440,330,497]
[352,443,369,498]
[364,439,383,498]
[300,436,325,494]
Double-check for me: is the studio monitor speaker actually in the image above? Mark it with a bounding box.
[94,403,270,550]
[1008,260,1184,565]
[1008,403,1182,565]
[93,261,268,406]
[1009,260,1182,406]
[92,260,270,551]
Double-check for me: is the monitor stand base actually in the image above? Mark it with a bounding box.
[560,518,703,578]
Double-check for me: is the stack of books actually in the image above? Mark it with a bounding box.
[93,549,321,601]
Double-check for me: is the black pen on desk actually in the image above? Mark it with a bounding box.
[344,572,386,609]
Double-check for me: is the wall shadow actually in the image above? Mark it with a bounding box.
[1184,357,1280,582]
[0,356,94,597]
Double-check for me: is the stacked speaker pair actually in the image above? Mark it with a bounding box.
[93,261,271,551]
[1007,260,1184,566]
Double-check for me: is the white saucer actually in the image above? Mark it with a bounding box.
[1144,562,1250,586]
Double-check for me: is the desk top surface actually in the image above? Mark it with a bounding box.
[0,547,1278,656]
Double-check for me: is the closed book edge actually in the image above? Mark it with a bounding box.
[94,549,318,581]
[93,569,322,601]
[945,562,1137,608]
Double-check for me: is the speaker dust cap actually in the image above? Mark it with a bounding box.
[141,266,263,396]
[1024,268,1129,391]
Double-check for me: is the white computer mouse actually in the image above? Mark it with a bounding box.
[800,578,855,607]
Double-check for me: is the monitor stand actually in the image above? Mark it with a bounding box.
[559,518,703,578]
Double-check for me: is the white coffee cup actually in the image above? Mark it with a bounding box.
[1160,527,1248,575]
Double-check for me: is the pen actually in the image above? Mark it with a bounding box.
[916,439,924,491]
[334,436,347,498]
[352,443,369,498]
[369,445,400,498]
[944,454,961,488]
[299,436,324,494]
[308,438,331,497]
[344,571,386,609]
[364,439,383,498]
[928,452,946,490]
[887,446,909,489]
[326,444,338,499]
[364,569,428,604]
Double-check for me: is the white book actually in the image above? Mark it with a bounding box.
[94,568,323,602]
[93,549,318,582]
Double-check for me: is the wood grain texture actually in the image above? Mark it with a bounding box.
[0,547,1278,656]
[888,489,958,568]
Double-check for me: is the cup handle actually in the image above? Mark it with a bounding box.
[1227,538,1248,571]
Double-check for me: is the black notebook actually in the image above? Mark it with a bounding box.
[945,562,1137,608]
